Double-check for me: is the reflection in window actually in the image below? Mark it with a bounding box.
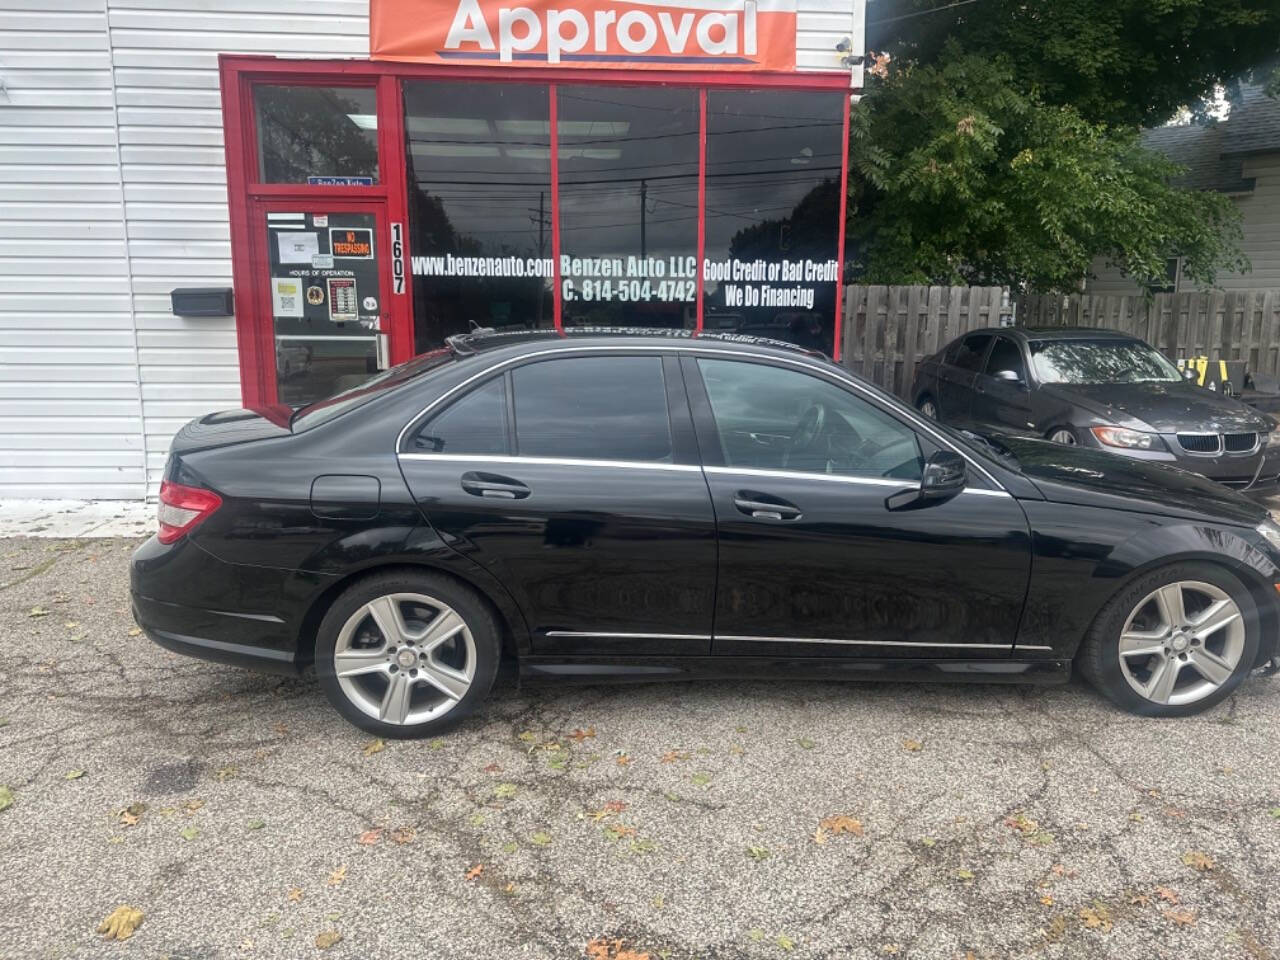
[255,86,379,184]
[412,376,509,454]
[698,359,922,480]
[403,82,555,352]
[513,357,673,462]
[704,91,844,355]
[557,87,700,330]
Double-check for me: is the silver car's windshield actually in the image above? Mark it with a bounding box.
[1029,339,1182,385]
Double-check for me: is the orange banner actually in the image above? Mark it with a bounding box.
[371,0,798,72]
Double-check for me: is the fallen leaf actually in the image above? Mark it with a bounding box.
[919,836,936,848]
[494,782,518,800]
[362,739,385,757]
[273,722,289,735]
[881,945,901,956]
[287,888,303,903]
[128,627,142,637]
[357,828,382,846]
[819,814,864,836]
[1051,864,1078,878]
[482,763,502,774]
[29,607,49,618]
[181,798,204,814]
[585,937,651,960]
[690,772,711,787]
[246,818,265,831]
[1181,850,1215,872]
[517,731,537,743]
[64,621,79,629]
[1079,901,1113,933]
[1004,812,1037,834]
[1268,807,1280,819]
[180,826,199,841]
[1163,908,1197,927]
[215,765,237,781]
[531,831,552,846]
[1163,806,1187,819]
[775,933,796,952]
[605,823,638,840]
[1127,891,1150,907]
[465,863,484,881]
[118,802,145,827]
[1040,895,1055,907]
[1128,812,1145,822]
[954,868,975,881]
[812,826,827,845]
[501,840,517,854]
[748,929,766,943]
[746,845,770,860]
[796,737,816,750]
[615,754,632,767]
[1155,886,1180,904]
[0,786,12,812]
[903,739,923,752]
[391,826,416,845]
[604,800,627,814]
[97,905,144,941]
[429,738,445,750]
[315,930,342,949]
[569,727,596,742]
[64,769,85,780]
[328,866,347,886]
[659,750,687,763]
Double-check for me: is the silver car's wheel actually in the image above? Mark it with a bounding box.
[1048,428,1077,445]
[332,592,477,726]
[919,398,938,419]
[1117,580,1246,707]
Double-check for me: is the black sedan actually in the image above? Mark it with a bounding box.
[132,330,1280,737]
[910,327,1280,491]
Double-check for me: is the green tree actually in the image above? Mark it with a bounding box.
[849,1,1279,292]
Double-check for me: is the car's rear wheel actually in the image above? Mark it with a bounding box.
[1048,427,1077,445]
[315,571,501,738]
[1078,562,1258,716]
[918,396,938,419]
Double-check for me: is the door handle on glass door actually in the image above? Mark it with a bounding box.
[733,495,802,521]
[460,472,531,500]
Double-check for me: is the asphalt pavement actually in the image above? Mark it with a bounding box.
[3,536,1280,960]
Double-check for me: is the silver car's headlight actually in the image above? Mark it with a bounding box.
[1090,425,1162,450]
[1257,519,1280,552]
[1266,430,1280,448]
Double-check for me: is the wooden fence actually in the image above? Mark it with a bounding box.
[840,285,1011,399]
[1017,290,1280,376]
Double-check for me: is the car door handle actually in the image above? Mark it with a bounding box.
[460,471,531,499]
[733,493,802,521]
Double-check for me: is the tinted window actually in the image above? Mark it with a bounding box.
[1030,339,1181,384]
[410,376,508,454]
[697,359,922,480]
[952,334,993,372]
[984,337,1026,380]
[255,86,378,184]
[513,357,672,462]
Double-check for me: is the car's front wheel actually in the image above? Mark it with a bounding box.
[1078,562,1258,716]
[315,571,501,738]
[917,395,938,419]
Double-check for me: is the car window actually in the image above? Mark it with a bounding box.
[696,358,923,481]
[513,356,673,462]
[952,333,993,372]
[1030,339,1182,384]
[984,337,1026,380]
[409,375,509,454]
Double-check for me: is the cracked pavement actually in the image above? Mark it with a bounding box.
[2,537,1280,960]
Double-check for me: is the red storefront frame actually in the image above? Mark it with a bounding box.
[220,55,853,407]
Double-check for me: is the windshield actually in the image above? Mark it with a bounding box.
[290,348,455,431]
[1029,339,1181,385]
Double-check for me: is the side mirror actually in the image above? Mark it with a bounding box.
[886,450,967,511]
[994,369,1024,384]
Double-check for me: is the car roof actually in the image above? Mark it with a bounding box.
[443,326,832,362]
[1007,326,1141,342]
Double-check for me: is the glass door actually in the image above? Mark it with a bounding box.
[258,204,394,406]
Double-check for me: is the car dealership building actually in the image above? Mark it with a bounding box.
[0,0,866,500]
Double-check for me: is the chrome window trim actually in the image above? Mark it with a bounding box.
[394,343,1009,492]
[545,631,711,640]
[702,465,1012,497]
[398,453,701,473]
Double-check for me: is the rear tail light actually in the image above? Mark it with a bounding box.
[157,480,222,544]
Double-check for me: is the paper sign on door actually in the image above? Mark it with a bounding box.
[271,277,304,317]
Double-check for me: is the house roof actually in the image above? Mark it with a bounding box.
[1141,84,1278,194]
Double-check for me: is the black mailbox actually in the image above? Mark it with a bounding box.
[171,287,234,318]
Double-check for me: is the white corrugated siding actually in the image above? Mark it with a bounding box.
[108,0,370,495]
[0,0,144,499]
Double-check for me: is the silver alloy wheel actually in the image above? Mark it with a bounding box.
[920,399,938,419]
[1049,428,1077,445]
[1117,580,1245,706]
[332,592,476,726]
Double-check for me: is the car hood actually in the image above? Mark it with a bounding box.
[996,435,1268,526]
[1038,381,1271,434]
[169,407,292,455]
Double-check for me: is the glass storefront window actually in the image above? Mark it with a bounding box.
[403,82,555,352]
[703,90,844,355]
[255,86,379,184]
[556,86,700,330]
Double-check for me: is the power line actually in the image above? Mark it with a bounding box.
[868,0,987,27]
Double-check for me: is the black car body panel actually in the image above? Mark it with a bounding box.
[912,327,1280,490]
[131,332,1280,691]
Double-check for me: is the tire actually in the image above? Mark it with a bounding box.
[1047,426,1078,445]
[917,395,939,420]
[315,570,502,738]
[1077,561,1258,717]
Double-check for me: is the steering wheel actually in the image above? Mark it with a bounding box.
[782,403,827,467]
